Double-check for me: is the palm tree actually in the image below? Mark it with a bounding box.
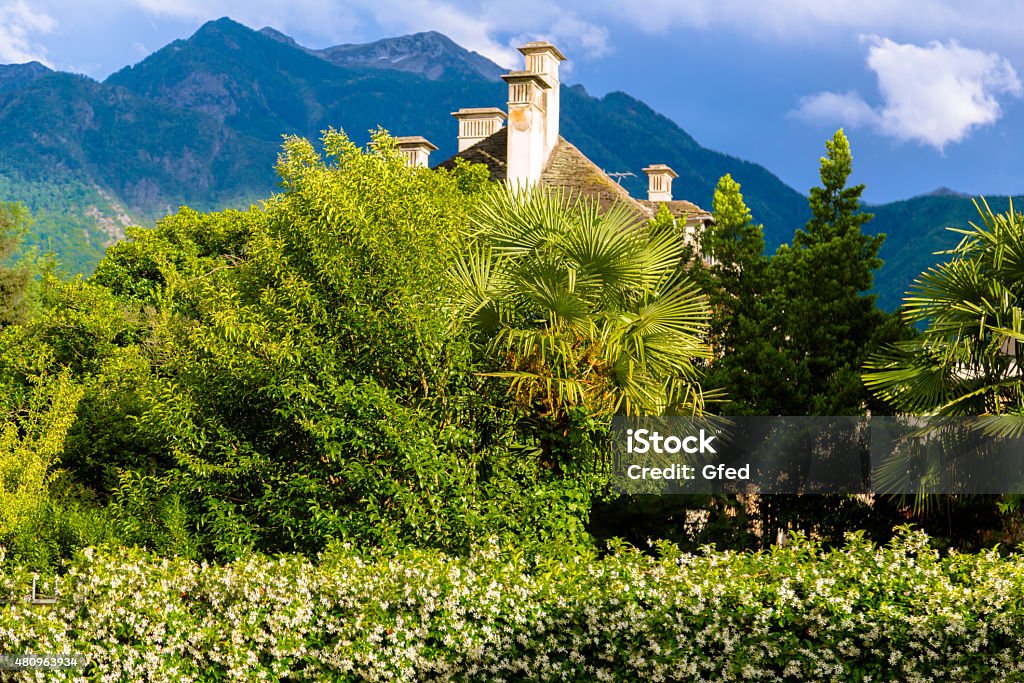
[451,186,712,469]
[863,199,1024,512]
[863,198,1024,427]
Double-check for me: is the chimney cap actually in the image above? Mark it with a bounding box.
[450,107,508,120]
[517,41,567,62]
[394,136,438,152]
[642,164,679,179]
[501,70,552,88]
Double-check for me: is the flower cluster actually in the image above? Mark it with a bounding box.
[1,529,1023,681]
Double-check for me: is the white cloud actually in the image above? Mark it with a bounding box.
[0,0,56,65]
[792,37,1022,150]
[794,91,878,128]
[869,37,1022,148]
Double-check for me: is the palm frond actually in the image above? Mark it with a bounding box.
[866,197,1024,420]
[453,184,712,420]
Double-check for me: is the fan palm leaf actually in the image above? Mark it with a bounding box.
[453,185,711,421]
[864,197,1024,419]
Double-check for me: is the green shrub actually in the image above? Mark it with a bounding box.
[2,476,119,570]
[76,130,597,558]
[0,366,82,539]
[2,528,1023,681]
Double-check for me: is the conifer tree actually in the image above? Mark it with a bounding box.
[688,174,778,414]
[769,129,886,415]
[701,174,767,340]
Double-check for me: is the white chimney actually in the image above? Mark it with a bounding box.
[502,42,567,190]
[502,71,549,189]
[643,164,678,203]
[517,42,566,160]
[394,136,438,168]
[451,107,507,152]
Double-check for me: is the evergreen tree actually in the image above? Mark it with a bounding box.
[768,129,886,415]
[728,132,898,547]
[688,174,778,414]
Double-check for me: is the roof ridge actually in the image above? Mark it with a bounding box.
[435,132,711,227]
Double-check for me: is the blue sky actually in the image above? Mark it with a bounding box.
[6,0,1024,203]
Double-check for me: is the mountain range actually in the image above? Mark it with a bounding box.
[0,17,1011,309]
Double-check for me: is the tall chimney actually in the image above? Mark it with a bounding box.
[502,42,567,190]
[517,42,566,160]
[502,71,550,189]
[394,136,438,168]
[642,164,678,203]
[451,108,508,152]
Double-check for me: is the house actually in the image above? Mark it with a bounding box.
[395,41,712,236]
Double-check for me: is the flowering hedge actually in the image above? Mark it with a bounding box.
[2,528,1024,682]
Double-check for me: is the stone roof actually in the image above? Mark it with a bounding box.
[394,135,438,150]
[435,128,656,222]
[639,199,713,228]
[436,127,508,181]
[540,138,652,219]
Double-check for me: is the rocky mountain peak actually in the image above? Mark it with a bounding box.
[0,61,53,95]
[257,26,299,48]
[260,27,503,81]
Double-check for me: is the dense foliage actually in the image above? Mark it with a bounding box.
[2,529,1022,682]
[0,130,629,567]
[684,133,900,418]
[667,134,920,548]
[79,130,607,558]
[0,368,82,539]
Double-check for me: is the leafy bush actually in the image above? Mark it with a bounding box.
[0,367,82,538]
[2,529,1023,681]
[77,130,592,558]
[20,277,163,499]
[1,475,119,570]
